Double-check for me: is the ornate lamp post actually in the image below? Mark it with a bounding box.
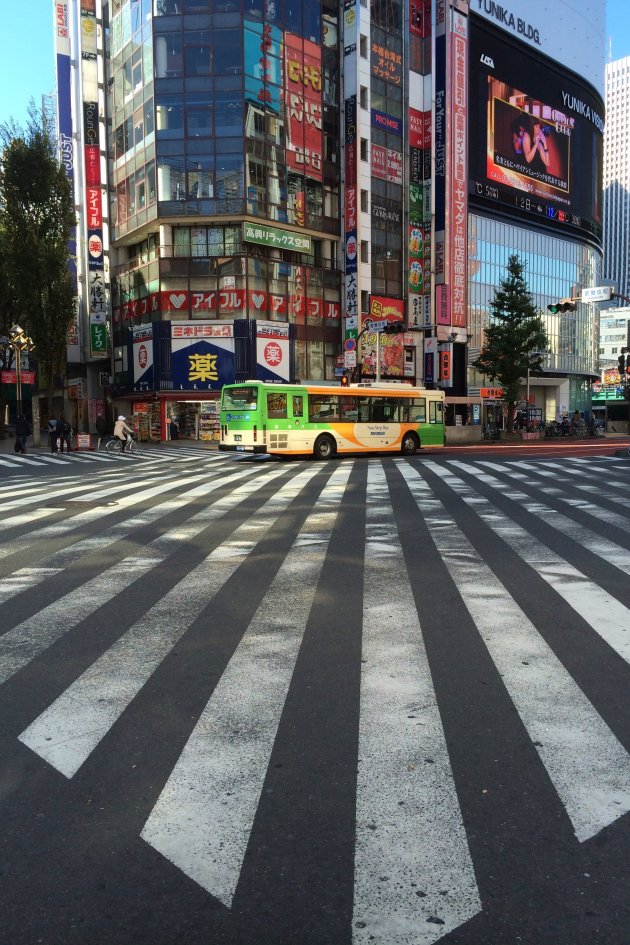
[8,324,34,418]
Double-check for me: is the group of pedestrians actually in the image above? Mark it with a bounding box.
[47,416,74,454]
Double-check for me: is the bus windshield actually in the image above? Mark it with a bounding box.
[222,386,259,410]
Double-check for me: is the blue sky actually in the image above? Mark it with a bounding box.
[0,0,629,128]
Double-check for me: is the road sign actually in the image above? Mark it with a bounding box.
[581,286,613,303]
[367,320,387,331]
[344,338,356,351]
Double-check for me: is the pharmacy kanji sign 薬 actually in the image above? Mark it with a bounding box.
[171,322,235,390]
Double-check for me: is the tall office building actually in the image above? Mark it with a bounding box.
[54,0,606,439]
[603,55,630,305]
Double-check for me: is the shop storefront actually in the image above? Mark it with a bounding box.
[117,318,294,442]
[444,396,483,443]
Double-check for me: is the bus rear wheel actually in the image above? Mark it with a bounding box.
[401,431,420,456]
[313,434,336,460]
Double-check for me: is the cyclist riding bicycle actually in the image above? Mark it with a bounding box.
[113,415,134,452]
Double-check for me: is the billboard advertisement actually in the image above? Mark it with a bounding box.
[468,17,604,244]
[284,33,323,182]
[469,0,605,96]
[360,297,405,380]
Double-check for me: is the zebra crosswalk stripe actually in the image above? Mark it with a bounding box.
[353,461,481,944]
[470,462,628,530]
[2,464,289,687]
[140,465,352,908]
[412,460,630,841]
[18,463,310,775]
[446,460,630,575]
[0,465,257,605]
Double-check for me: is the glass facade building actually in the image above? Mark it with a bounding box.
[106,0,343,396]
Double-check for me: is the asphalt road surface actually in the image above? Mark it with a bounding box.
[1,446,629,945]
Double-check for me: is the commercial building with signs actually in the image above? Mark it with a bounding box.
[603,56,630,307]
[594,307,630,431]
[54,0,605,439]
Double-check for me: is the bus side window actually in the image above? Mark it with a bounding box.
[267,393,288,419]
[429,400,440,423]
[435,401,444,423]
[412,398,426,422]
[358,402,370,422]
[370,399,385,422]
[400,399,411,422]
[384,398,400,421]
[292,395,304,418]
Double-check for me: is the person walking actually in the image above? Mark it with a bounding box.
[95,412,107,451]
[48,416,59,453]
[14,414,30,454]
[58,416,72,454]
[113,415,134,452]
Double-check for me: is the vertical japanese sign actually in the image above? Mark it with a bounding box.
[344,94,358,342]
[284,33,323,182]
[54,0,80,356]
[449,10,468,328]
[89,270,108,359]
[434,2,447,288]
[132,324,154,391]
[83,100,103,272]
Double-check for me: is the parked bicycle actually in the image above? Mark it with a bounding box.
[105,432,143,456]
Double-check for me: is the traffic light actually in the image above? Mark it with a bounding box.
[619,353,626,376]
[382,323,405,334]
[547,298,577,314]
[340,373,349,387]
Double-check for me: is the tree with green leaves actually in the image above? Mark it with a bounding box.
[0,103,76,422]
[473,254,549,433]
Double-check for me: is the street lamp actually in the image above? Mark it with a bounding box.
[8,324,34,418]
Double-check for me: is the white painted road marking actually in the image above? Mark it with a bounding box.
[353,462,480,944]
[416,460,630,842]
[140,466,351,908]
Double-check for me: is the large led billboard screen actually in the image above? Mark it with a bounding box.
[468,17,604,245]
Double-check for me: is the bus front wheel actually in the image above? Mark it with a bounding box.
[313,434,336,460]
[401,431,420,456]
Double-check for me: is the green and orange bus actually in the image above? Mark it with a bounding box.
[219,380,445,458]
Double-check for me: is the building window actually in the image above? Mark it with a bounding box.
[360,35,368,58]
[360,137,368,161]
[360,85,368,109]
[360,189,368,212]
[361,240,368,263]
[361,290,370,312]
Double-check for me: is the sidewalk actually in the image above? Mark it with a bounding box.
[0,434,220,455]
[2,432,628,457]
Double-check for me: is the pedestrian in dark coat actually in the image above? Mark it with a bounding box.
[58,416,72,454]
[14,415,30,454]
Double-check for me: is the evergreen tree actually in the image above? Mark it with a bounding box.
[0,104,76,420]
[473,254,549,432]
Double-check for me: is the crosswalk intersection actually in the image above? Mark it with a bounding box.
[0,443,221,469]
[1,452,630,943]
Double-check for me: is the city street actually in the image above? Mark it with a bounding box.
[1,445,630,944]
